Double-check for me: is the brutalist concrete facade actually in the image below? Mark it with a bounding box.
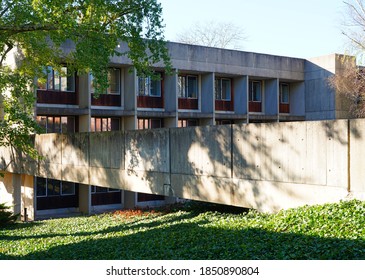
[0,41,355,219]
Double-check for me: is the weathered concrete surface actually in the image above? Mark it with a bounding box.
[350,119,365,199]
[170,125,231,177]
[233,120,348,187]
[1,119,365,212]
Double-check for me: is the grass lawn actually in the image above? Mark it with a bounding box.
[0,199,365,260]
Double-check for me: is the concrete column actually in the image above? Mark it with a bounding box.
[290,82,305,117]
[0,173,21,217]
[234,75,248,122]
[78,74,91,132]
[264,78,279,120]
[122,67,138,206]
[124,67,137,131]
[21,174,35,221]
[201,72,214,125]
[76,74,91,214]
[164,69,178,128]
[79,184,91,215]
[123,190,136,209]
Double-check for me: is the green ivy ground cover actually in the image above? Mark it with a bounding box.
[0,199,364,260]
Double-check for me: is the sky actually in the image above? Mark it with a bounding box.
[158,0,349,59]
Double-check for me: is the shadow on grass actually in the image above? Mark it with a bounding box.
[1,213,364,260]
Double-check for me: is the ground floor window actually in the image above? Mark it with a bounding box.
[36,116,76,133]
[36,177,76,197]
[91,186,121,193]
[91,186,122,206]
[137,192,165,202]
[216,119,233,125]
[178,119,198,127]
[138,118,163,129]
[91,117,120,132]
[36,178,79,210]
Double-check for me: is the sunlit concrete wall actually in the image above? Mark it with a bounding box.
[1,119,365,213]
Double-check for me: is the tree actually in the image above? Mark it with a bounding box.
[342,0,365,56]
[0,0,171,168]
[328,57,365,117]
[175,20,246,50]
[329,0,365,117]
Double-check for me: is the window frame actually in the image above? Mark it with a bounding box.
[37,66,76,92]
[90,117,120,132]
[215,78,232,101]
[178,119,198,127]
[36,116,76,133]
[91,186,121,193]
[280,83,290,104]
[138,118,162,130]
[90,68,121,95]
[178,75,199,99]
[249,80,262,102]
[138,74,162,97]
[36,178,75,197]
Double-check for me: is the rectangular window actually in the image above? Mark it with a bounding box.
[216,120,233,125]
[215,78,231,100]
[108,68,120,94]
[90,117,120,132]
[91,186,108,193]
[249,81,262,102]
[138,74,162,97]
[178,75,198,98]
[138,118,162,129]
[47,116,61,133]
[178,119,198,127]
[91,186,121,193]
[36,177,47,197]
[47,179,61,196]
[38,66,75,92]
[280,83,290,104]
[36,116,75,133]
[61,181,76,196]
[91,68,121,95]
[36,178,76,197]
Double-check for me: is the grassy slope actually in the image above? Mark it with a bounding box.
[0,199,364,260]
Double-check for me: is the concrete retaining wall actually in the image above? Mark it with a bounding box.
[1,119,365,212]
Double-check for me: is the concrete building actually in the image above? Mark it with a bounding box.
[0,41,354,219]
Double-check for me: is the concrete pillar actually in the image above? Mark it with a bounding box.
[290,82,305,117]
[21,175,35,221]
[264,78,279,120]
[124,190,136,209]
[123,67,137,131]
[164,69,178,128]
[77,74,92,215]
[234,75,248,121]
[201,72,214,125]
[0,173,21,217]
[78,74,91,132]
[79,184,91,215]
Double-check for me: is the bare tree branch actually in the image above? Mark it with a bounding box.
[176,20,246,50]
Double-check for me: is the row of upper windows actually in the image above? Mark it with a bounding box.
[36,67,290,103]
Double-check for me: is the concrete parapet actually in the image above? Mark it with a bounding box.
[1,119,365,213]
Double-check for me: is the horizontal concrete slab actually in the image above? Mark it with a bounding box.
[2,119,365,212]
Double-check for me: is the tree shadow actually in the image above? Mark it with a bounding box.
[1,214,364,260]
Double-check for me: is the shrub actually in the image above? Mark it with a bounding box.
[0,203,18,226]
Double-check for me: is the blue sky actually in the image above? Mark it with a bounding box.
[158,0,348,59]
